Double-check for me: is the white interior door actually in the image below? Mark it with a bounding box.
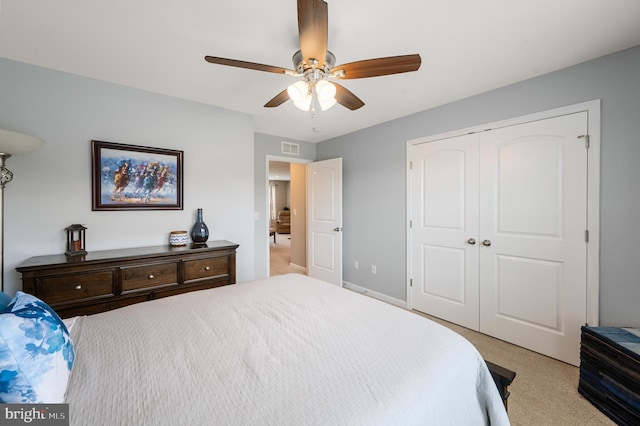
[410,134,480,329]
[478,112,588,366]
[307,158,342,286]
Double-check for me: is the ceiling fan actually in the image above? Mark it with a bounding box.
[204,0,421,113]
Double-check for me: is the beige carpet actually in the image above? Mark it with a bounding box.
[418,313,615,426]
[269,233,302,276]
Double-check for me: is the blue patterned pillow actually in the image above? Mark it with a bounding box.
[0,292,75,403]
[0,292,11,310]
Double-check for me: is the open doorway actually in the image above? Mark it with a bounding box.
[268,160,307,276]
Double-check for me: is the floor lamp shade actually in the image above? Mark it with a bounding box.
[0,128,46,292]
[0,129,46,155]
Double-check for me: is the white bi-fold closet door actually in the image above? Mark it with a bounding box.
[410,111,589,366]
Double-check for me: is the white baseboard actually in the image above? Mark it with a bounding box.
[342,281,407,309]
[289,263,306,273]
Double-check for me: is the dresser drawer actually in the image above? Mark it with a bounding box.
[121,262,178,292]
[184,257,228,282]
[37,270,114,305]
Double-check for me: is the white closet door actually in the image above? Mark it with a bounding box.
[410,134,480,330]
[478,112,588,366]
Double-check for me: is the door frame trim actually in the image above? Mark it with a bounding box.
[405,99,601,326]
[265,155,312,278]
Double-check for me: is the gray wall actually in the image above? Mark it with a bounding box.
[271,180,290,215]
[317,45,640,327]
[0,58,256,295]
[253,133,315,278]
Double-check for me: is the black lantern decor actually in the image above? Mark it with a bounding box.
[65,224,87,257]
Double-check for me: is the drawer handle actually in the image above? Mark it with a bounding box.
[148,274,155,279]
[74,285,82,291]
[204,266,211,271]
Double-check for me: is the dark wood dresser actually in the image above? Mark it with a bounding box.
[16,240,239,318]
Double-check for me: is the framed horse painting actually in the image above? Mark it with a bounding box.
[91,140,183,211]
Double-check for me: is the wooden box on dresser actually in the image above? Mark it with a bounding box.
[16,240,239,318]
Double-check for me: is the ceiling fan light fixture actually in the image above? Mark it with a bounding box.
[318,95,337,111]
[316,80,337,112]
[287,81,312,111]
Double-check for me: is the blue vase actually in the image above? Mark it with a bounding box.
[190,208,209,243]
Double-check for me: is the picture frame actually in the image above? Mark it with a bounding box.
[91,140,183,211]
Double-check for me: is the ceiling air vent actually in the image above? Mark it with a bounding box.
[281,142,299,156]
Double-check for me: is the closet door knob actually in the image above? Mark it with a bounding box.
[482,240,492,247]
[467,238,476,245]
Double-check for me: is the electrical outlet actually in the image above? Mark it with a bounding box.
[371,264,377,274]
[354,261,359,269]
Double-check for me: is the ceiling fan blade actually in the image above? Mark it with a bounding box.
[264,89,290,108]
[298,0,328,66]
[205,56,294,75]
[332,54,421,79]
[334,83,365,111]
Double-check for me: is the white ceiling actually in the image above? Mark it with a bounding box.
[1,1,639,143]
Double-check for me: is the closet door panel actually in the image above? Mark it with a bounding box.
[479,112,588,366]
[410,134,480,330]
[497,136,562,236]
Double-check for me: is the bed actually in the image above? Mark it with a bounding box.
[1,273,510,424]
[60,273,509,425]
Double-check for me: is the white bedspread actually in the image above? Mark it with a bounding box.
[66,274,509,425]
